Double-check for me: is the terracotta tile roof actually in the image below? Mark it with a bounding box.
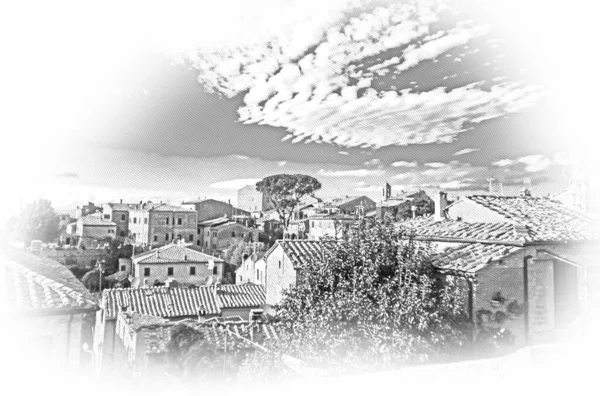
[464,195,600,242]
[198,216,230,227]
[133,244,224,264]
[401,216,530,244]
[79,215,116,226]
[4,251,97,314]
[272,240,337,269]
[102,283,266,320]
[105,202,138,211]
[150,204,197,212]
[217,284,266,309]
[139,319,281,355]
[431,243,522,274]
[332,195,371,207]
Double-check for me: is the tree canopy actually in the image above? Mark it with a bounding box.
[11,199,60,244]
[256,174,321,233]
[245,217,470,375]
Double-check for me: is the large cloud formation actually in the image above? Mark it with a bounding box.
[180,0,542,148]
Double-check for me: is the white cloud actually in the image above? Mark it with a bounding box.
[338,151,349,155]
[391,161,418,167]
[453,148,480,156]
[519,154,551,172]
[364,158,382,166]
[231,154,250,160]
[492,154,551,172]
[209,178,261,189]
[318,168,385,177]
[182,2,542,149]
[278,161,287,166]
[424,162,446,168]
[493,158,517,167]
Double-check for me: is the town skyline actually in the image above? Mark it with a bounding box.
[4,0,597,219]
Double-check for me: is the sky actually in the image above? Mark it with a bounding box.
[2,0,599,218]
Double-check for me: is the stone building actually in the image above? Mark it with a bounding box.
[181,198,250,223]
[93,283,265,375]
[101,201,137,238]
[331,195,376,215]
[127,202,198,248]
[403,191,600,349]
[75,214,117,248]
[197,217,259,255]
[130,243,224,287]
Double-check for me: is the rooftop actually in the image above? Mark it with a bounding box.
[460,195,600,242]
[3,249,97,315]
[79,215,116,226]
[101,283,265,320]
[198,216,230,227]
[270,239,337,269]
[401,216,530,244]
[132,244,224,264]
[431,243,522,274]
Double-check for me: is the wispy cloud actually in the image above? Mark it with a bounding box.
[453,148,480,156]
[318,168,385,177]
[278,161,287,166]
[424,162,446,168]
[493,154,551,172]
[364,158,381,166]
[338,151,349,156]
[391,161,418,168]
[182,2,542,149]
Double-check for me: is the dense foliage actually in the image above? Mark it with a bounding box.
[246,217,470,376]
[256,174,321,231]
[9,199,59,244]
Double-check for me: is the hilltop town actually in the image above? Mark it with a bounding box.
[2,174,599,385]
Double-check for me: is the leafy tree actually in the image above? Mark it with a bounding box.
[12,199,60,244]
[247,217,470,375]
[81,268,108,292]
[256,174,321,238]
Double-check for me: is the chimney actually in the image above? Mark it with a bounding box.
[120,198,123,204]
[197,305,208,322]
[434,191,448,221]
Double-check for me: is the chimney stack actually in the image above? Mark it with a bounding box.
[120,198,123,204]
[434,191,448,221]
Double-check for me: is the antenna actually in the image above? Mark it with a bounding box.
[486,177,495,194]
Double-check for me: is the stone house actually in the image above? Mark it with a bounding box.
[403,191,600,349]
[181,198,250,223]
[197,217,258,255]
[127,202,198,248]
[130,243,224,287]
[376,189,433,220]
[306,213,355,240]
[236,252,267,286]
[75,215,117,248]
[3,248,98,372]
[101,201,137,238]
[331,195,376,215]
[93,283,265,375]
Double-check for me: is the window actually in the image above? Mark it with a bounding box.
[205,241,208,247]
[177,218,182,225]
[177,234,182,240]
[144,218,148,224]
[188,234,194,242]
[165,233,169,241]
[190,266,196,275]
[231,231,235,237]
[279,260,282,269]
[121,214,126,221]
[167,267,174,276]
[144,268,150,276]
[133,218,137,224]
[154,235,158,242]
[103,214,110,219]
[197,240,200,246]
[213,266,218,275]
[166,217,169,225]
[212,244,216,250]
[120,265,126,271]
[133,233,137,239]
[311,221,315,228]
[120,231,126,237]
[256,269,259,280]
